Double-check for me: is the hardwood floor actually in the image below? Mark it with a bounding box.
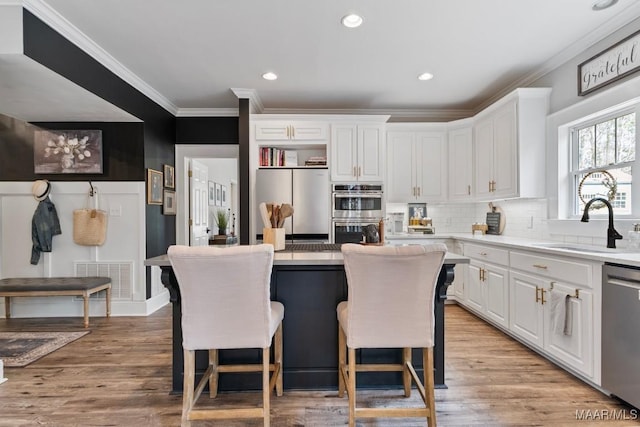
[0,304,636,426]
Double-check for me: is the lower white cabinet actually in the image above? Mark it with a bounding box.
[456,243,598,383]
[465,259,509,328]
[509,270,594,378]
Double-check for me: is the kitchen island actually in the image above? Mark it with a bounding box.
[145,248,468,393]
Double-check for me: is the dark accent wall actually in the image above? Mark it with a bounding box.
[176,117,238,143]
[21,10,176,297]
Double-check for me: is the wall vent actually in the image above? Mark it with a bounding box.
[74,261,134,300]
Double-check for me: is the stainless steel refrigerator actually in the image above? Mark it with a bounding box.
[256,168,329,239]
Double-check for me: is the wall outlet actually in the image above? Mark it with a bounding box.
[109,206,122,217]
[527,215,534,229]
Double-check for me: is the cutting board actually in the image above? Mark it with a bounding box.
[486,203,506,235]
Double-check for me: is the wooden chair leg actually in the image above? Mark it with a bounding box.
[338,324,346,398]
[4,297,10,319]
[424,347,437,426]
[106,285,111,318]
[208,349,218,398]
[182,349,195,427]
[403,347,412,397]
[275,322,283,397]
[348,347,356,427]
[262,347,270,427]
[82,292,89,328]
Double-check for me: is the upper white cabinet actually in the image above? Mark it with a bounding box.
[473,88,551,201]
[386,127,447,202]
[331,124,385,182]
[255,121,328,141]
[448,124,474,201]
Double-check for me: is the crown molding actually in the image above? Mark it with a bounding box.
[230,88,264,114]
[22,0,178,116]
[261,107,474,122]
[176,108,238,117]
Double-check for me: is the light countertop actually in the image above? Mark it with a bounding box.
[386,232,640,267]
[144,249,469,267]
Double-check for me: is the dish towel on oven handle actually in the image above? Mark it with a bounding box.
[73,188,108,246]
[550,288,573,336]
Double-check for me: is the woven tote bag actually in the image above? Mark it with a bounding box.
[73,189,108,246]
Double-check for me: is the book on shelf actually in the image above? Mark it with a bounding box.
[304,156,327,166]
[284,151,298,166]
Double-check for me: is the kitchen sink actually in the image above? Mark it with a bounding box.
[531,242,630,254]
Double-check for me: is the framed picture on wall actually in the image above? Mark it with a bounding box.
[34,129,103,174]
[221,185,227,205]
[163,164,175,188]
[147,168,163,205]
[163,190,177,215]
[208,181,216,206]
[215,183,222,206]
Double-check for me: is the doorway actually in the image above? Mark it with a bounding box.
[175,145,239,246]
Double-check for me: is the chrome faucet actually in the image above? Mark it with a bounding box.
[581,197,622,249]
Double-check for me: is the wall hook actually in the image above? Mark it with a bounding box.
[89,180,95,197]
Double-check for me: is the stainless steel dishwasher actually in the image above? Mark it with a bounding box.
[602,263,640,409]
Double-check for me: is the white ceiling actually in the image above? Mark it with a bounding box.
[5,0,640,122]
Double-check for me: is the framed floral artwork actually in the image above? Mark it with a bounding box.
[147,168,163,205]
[208,181,216,206]
[34,129,103,174]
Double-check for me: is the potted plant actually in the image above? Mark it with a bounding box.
[214,209,229,236]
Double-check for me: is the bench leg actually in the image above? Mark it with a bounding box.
[106,285,111,319]
[83,292,89,328]
[4,296,9,319]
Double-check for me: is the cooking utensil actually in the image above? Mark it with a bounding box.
[280,203,294,221]
[259,202,271,229]
[272,204,280,228]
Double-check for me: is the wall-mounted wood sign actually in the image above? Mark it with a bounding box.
[578,29,640,96]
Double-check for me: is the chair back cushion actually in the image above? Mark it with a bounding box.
[168,244,275,350]
[341,243,446,348]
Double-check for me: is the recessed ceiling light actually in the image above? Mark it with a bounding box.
[418,72,434,81]
[341,14,363,28]
[592,0,618,11]
[262,72,278,81]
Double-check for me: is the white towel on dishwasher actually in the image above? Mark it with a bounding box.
[550,289,573,336]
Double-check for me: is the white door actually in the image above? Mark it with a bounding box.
[492,101,518,198]
[415,131,446,201]
[330,125,358,181]
[466,261,485,313]
[358,125,384,182]
[189,159,209,246]
[448,127,474,201]
[386,132,415,202]
[509,271,544,349]
[485,264,509,328]
[474,117,494,199]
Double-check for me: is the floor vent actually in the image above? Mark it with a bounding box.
[74,261,134,300]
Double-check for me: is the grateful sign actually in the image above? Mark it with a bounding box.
[578,29,640,96]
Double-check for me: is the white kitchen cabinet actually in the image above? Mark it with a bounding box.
[473,88,550,201]
[386,130,447,202]
[255,121,328,141]
[509,251,595,379]
[448,126,474,201]
[331,124,384,182]
[461,243,509,328]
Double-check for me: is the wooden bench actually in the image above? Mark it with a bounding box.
[0,277,111,328]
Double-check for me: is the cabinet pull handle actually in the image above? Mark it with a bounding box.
[412,187,416,196]
[291,125,295,138]
[286,125,290,138]
[479,252,488,256]
[535,286,541,303]
[467,185,471,195]
[358,166,361,177]
[353,166,357,177]
[533,264,548,269]
[540,288,547,305]
[417,186,421,196]
[489,181,492,192]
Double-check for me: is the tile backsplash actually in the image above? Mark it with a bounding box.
[387,198,637,248]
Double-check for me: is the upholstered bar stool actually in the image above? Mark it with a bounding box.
[168,244,284,427]
[337,243,447,426]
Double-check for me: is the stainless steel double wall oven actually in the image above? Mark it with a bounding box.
[331,184,383,243]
